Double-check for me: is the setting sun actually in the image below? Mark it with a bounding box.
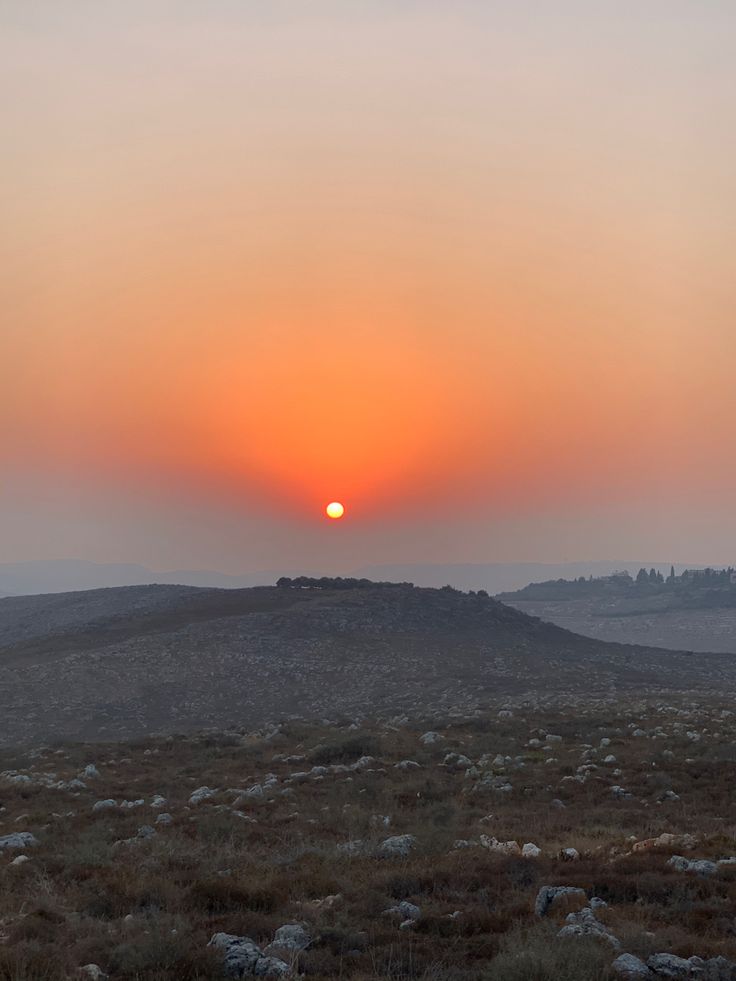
[326,502,345,520]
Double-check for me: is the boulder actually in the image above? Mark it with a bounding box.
[522,842,542,858]
[0,832,38,852]
[558,907,620,948]
[79,966,109,981]
[480,835,521,856]
[189,786,217,805]
[384,900,421,921]
[668,856,718,877]
[92,799,117,812]
[647,952,705,977]
[612,953,652,977]
[266,923,311,953]
[419,732,443,745]
[208,933,289,977]
[379,835,416,858]
[534,885,587,917]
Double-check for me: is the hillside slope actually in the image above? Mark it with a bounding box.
[1,582,735,745]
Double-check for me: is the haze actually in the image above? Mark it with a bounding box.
[2,1,735,576]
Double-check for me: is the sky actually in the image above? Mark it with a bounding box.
[2,1,735,574]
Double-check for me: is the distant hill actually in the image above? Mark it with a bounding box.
[2,580,736,746]
[500,569,736,653]
[0,560,305,596]
[0,558,700,597]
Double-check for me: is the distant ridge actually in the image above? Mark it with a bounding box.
[0,559,704,598]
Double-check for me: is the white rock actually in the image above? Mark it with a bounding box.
[522,842,542,858]
[612,953,650,977]
[419,732,443,745]
[0,832,38,852]
[268,923,311,952]
[379,834,416,858]
[92,799,117,812]
[189,786,217,805]
[80,966,109,981]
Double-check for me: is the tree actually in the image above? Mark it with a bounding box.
[636,568,649,584]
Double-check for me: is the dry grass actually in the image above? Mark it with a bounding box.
[1,699,736,978]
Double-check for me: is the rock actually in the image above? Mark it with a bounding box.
[150,794,167,808]
[647,952,705,977]
[498,710,513,719]
[155,812,173,825]
[560,847,580,861]
[80,764,100,779]
[701,956,736,980]
[10,854,30,866]
[633,833,695,854]
[443,753,473,769]
[521,842,542,858]
[668,856,718,877]
[79,966,109,981]
[267,923,311,952]
[612,953,652,977]
[535,885,587,917]
[92,799,117,812]
[480,835,521,856]
[558,907,620,948]
[611,786,632,799]
[120,799,144,809]
[394,760,421,770]
[336,840,367,857]
[189,786,217,805]
[379,835,416,858]
[551,798,567,809]
[136,825,156,839]
[208,933,290,977]
[0,832,38,852]
[384,900,421,921]
[419,732,443,745]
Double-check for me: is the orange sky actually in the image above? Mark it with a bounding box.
[2,2,735,571]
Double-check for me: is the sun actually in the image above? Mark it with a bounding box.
[325,501,345,520]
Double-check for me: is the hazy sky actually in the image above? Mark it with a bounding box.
[2,1,735,573]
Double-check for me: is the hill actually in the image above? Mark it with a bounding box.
[499,570,736,653]
[2,580,736,747]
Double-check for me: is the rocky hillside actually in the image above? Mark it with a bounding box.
[2,582,736,746]
[2,699,736,979]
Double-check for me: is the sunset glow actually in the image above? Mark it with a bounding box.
[2,2,736,571]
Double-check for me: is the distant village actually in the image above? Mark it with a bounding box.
[598,566,736,586]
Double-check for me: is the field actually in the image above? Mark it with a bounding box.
[2,698,736,980]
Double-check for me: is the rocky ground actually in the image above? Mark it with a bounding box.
[3,583,736,745]
[2,699,736,979]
